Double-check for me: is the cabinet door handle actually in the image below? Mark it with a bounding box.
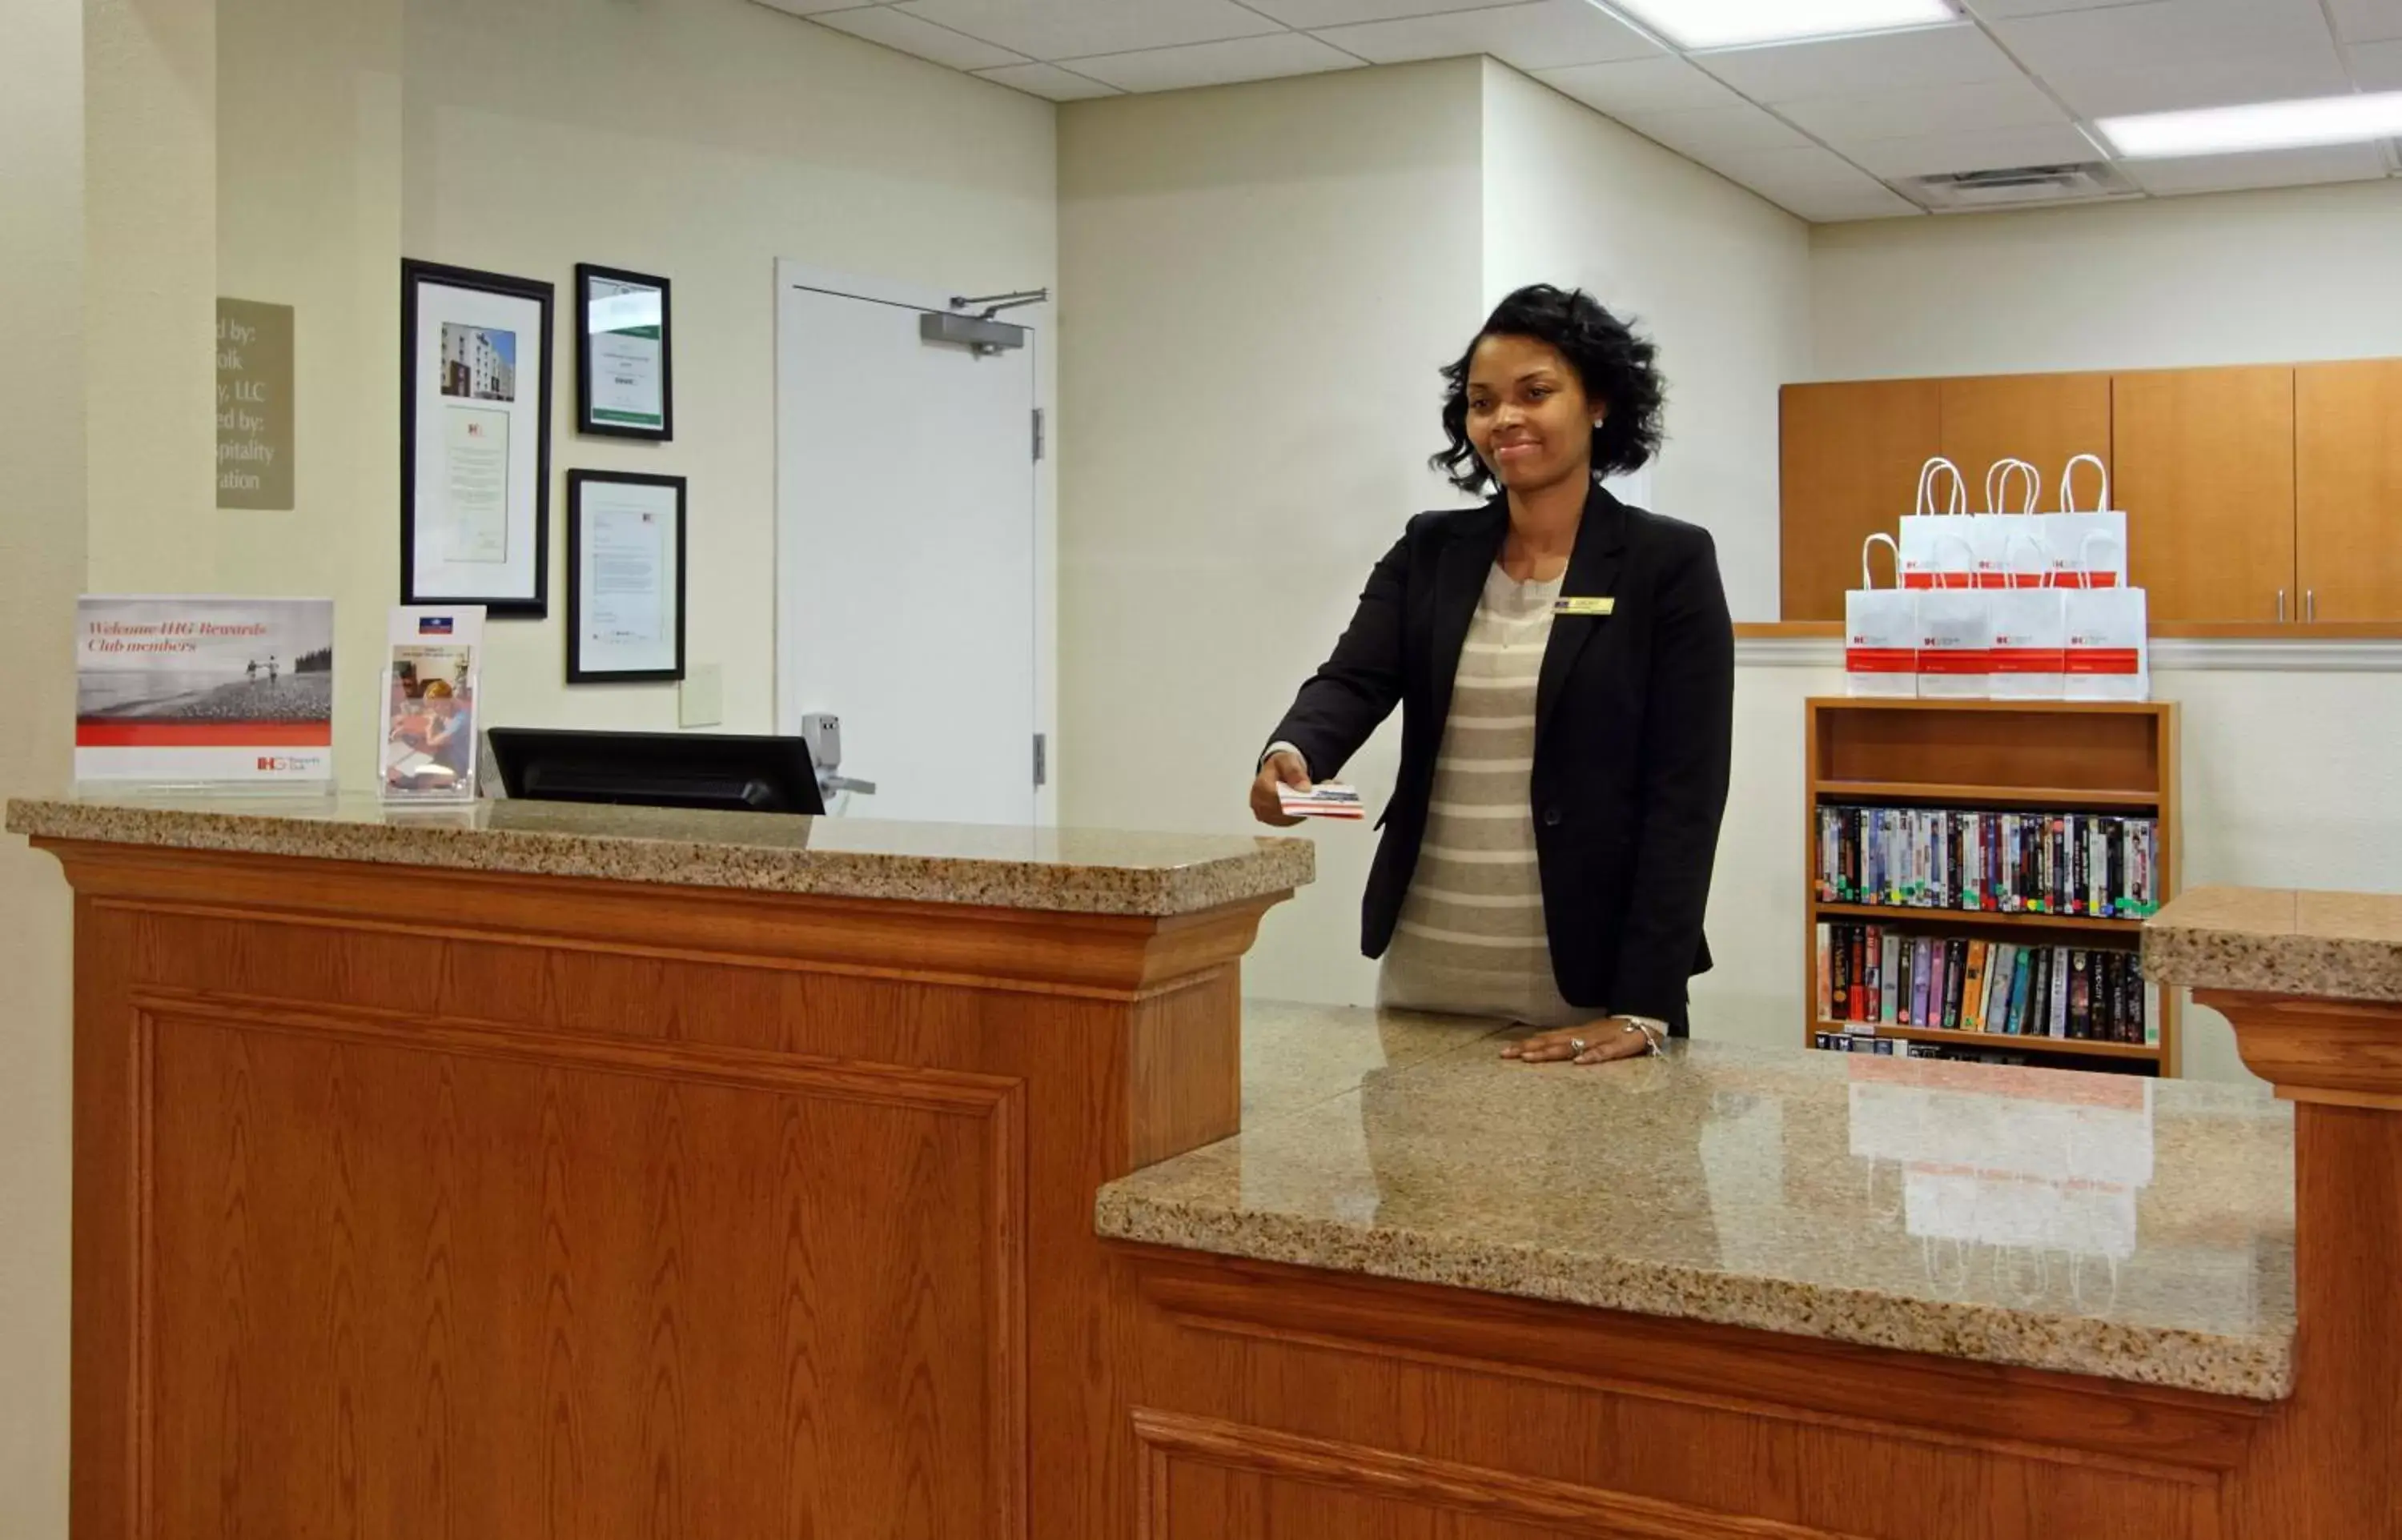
[2308,589,2317,623]
[2277,589,2287,623]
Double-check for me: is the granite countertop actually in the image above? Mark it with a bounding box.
[3,792,1313,917]
[2145,885,2402,1003]
[1099,1002,2296,1400]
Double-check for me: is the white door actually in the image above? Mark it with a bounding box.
[776,264,1041,825]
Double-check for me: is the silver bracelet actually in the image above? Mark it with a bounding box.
[1619,1018,1665,1057]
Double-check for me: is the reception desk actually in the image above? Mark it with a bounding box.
[8,792,1310,1540]
[1095,889,2402,1540]
[14,790,2396,1540]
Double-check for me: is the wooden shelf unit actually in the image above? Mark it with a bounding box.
[1806,698,2182,1077]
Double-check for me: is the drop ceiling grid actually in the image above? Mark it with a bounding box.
[764,0,2402,219]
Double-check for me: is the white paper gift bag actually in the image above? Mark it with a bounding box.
[2062,533,2148,701]
[1978,458,2042,589]
[2040,455,2129,588]
[1915,532,1992,700]
[1846,532,1918,698]
[1986,531,2067,700]
[1899,457,1969,589]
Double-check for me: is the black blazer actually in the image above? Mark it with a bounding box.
[1266,483,1734,1028]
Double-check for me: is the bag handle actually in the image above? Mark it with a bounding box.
[2002,458,2041,515]
[1930,530,1979,588]
[2003,528,2052,582]
[1860,531,1902,591]
[2061,453,2109,515]
[2073,530,2123,591]
[1917,456,1966,516]
[1986,457,2039,515]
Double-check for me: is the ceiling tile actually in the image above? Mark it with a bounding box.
[753,0,875,16]
[1775,183,1927,219]
[1239,0,1520,26]
[2327,0,2402,43]
[1845,121,2100,176]
[1693,22,2017,102]
[1778,74,2071,146]
[891,0,1283,61]
[1312,0,1663,71]
[971,60,1125,98]
[1062,30,1363,90]
[1991,0,2349,118]
[1962,0,2154,18]
[810,6,1033,69]
[1692,146,1922,219]
[2352,38,2402,87]
[1533,54,1749,115]
[1617,101,1814,160]
[2122,141,2392,194]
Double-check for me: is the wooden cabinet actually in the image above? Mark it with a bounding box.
[2111,367,2296,625]
[1777,360,2402,630]
[1779,379,1941,622]
[1937,372,2111,512]
[2297,359,2402,624]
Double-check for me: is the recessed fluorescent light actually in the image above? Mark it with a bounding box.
[1608,0,1956,50]
[2099,91,2402,159]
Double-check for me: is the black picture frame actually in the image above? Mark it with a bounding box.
[575,263,674,442]
[400,259,555,618]
[565,469,688,684]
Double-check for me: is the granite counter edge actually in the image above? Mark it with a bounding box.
[5,799,1315,918]
[1092,1189,2293,1403]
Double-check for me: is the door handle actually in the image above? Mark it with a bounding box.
[2277,589,2286,624]
[2307,589,2317,624]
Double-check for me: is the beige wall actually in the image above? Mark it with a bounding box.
[1058,60,1488,1006]
[0,0,86,1529]
[1058,61,1814,1004]
[1811,177,2402,379]
[1481,61,1811,621]
[196,0,1059,784]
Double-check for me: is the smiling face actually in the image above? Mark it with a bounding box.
[1464,333,1601,496]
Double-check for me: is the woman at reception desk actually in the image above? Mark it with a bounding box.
[1251,285,1733,1064]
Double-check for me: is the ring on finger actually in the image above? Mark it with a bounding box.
[1568,1037,1588,1057]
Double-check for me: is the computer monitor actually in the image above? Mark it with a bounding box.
[486,727,826,816]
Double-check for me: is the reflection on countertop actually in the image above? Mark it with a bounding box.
[2,789,1313,916]
[1098,1001,2295,1400]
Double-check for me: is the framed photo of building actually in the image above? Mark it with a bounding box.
[401,259,554,617]
[575,263,673,441]
[566,470,685,683]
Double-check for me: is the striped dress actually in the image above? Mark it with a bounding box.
[1376,562,1582,1028]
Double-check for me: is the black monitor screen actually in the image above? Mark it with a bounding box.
[486,728,825,816]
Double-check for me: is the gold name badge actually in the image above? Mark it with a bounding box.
[1552,596,1615,616]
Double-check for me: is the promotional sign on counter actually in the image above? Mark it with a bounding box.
[74,595,335,785]
[382,605,486,803]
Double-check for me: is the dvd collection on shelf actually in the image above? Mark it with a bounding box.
[1816,920,2156,1047]
[1816,804,2159,917]
[1810,1032,2040,1063]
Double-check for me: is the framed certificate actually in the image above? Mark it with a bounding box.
[566,470,685,683]
[576,263,673,441]
[400,260,554,617]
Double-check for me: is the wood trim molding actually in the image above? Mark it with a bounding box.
[135,985,1029,1112]
[2195,989,2402,1109]
[1127,1249,2265,1480]
[1131,1408,1872,1540]
[45,840,1279,1001]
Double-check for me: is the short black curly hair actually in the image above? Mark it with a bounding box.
[1431,284,1665,495]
